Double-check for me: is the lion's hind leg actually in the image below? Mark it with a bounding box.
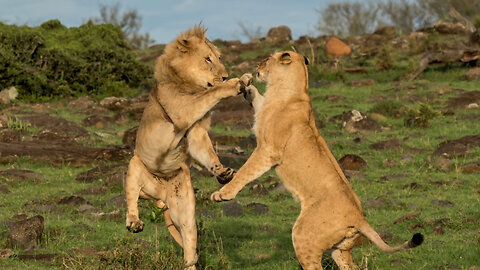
[331,249,357,270]
[155,201,184,247]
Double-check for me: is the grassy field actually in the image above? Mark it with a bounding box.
[1,33,480,270]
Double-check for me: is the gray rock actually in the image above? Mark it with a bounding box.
[247,202,269,215]
[221,201,243,217]
[7,215,44,250]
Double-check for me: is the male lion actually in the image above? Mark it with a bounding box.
[124,26,252,269]
[211,51,423,270]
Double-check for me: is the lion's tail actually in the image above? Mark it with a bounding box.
[358,222,423,253]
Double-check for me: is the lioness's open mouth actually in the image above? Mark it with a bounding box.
[207,82,213,87]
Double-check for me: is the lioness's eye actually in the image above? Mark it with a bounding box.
[205,57,212,63]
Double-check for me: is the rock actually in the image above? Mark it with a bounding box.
[348,79,376,87]
[374,26,396,36]
[75,163,127,187]
[338,154,367,171]
[393,211,421,224]
[266,25,292,44]
[325,37,351,57]
[0,169,43,184]
[468,103,479,109]
[82,114,112,128]
[221,201,243,217]
[0,248,14,259]
[122,126,138,148]
[246,202,269,215]
[370,139,402,150]
[20,114,90,141]
[364,199,387,208]
[466,67,480,81]
[105,194,126,208]
[0,87,18,105]
[198,209,217,218]
[0,184,9,194]
[67,96,97,112]
[459,161,480,173]
[0,129,21,142]
[431,200,455,207]
[468,266,480,270]
[75,186,108,195]
[342,110,382,133]
[58,196,90,206]
[343,170,365,180]
[433,225,444,235]
[218,152,248,171]
[434,134,480,158]
[6,215,44,250]
[446,90,480,109]
[99,96,130,110]
[434,20,467,34]
[78,204,96,213]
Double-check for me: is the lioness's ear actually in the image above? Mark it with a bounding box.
[279,52,292,65]
[304,56,310,66]
[177,38,191,53]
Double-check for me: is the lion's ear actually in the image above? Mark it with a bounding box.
[304,56,310,66]
[279,52,292,65]
[177,38,191,53]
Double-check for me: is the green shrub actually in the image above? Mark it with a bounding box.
[404,103,440,128]
[374,44,394,71]
[0,20,152,101]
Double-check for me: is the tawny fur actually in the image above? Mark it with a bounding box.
[124,26,252,269]
[211,51,423,270]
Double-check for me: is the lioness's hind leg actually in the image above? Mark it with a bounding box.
[332,249,357,270]
[125,155,146,233]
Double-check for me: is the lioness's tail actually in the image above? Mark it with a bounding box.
[358,222,423,253]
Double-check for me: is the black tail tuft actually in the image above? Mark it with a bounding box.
[408,233,424,248]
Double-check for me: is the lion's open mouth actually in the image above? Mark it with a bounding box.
[207,82,213,87]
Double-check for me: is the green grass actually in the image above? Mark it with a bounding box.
[1,33,480,270]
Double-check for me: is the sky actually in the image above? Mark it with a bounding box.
[0,0,338,44]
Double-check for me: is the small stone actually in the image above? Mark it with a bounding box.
[221,201,243,217]
[246,202,269,215]
[431,200,455,207]
[434,156,454,172]
[338,154,367,171]
[58,196,90,206]
[78,204,95,213]
[343,170,365,180]
[467,103,479,109]
[7,215,44,250]
[0,248,14,259]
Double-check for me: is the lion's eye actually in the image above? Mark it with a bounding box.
[205,57,212,63]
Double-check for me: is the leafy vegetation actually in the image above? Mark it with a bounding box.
[0,21,152,101]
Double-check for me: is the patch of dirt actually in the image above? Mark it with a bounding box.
[446,90,480,109]
[75,163,128,187]
[338,154,367,171]
[433,133,480,157]
[211,95,254,129]
[0,141,132,167]
[58,196,90,206]
[82,114,113,128]
[19,114,89,141]
[370,139,403,150]
[0,169,43,185]
[0,129,22,142]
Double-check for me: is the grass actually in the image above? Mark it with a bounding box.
[1,31,480,270]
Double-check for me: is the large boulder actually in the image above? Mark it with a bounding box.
[326,37,351,57]
[266,25,292,44]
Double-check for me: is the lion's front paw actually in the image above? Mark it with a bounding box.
[210,188,236,202]
[216,167,236,185]
[240,73,253,86]
[126,216,144,233]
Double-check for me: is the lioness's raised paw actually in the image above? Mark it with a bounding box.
[126,218,144,233]
[243,85,259,105]
[216,167,236,185]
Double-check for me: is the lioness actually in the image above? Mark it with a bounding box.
[125,26,252,269]
[211,51,423,269]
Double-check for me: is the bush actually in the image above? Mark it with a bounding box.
[374,44,394,71]
[404,103,440,128]
[0,20,152,101]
